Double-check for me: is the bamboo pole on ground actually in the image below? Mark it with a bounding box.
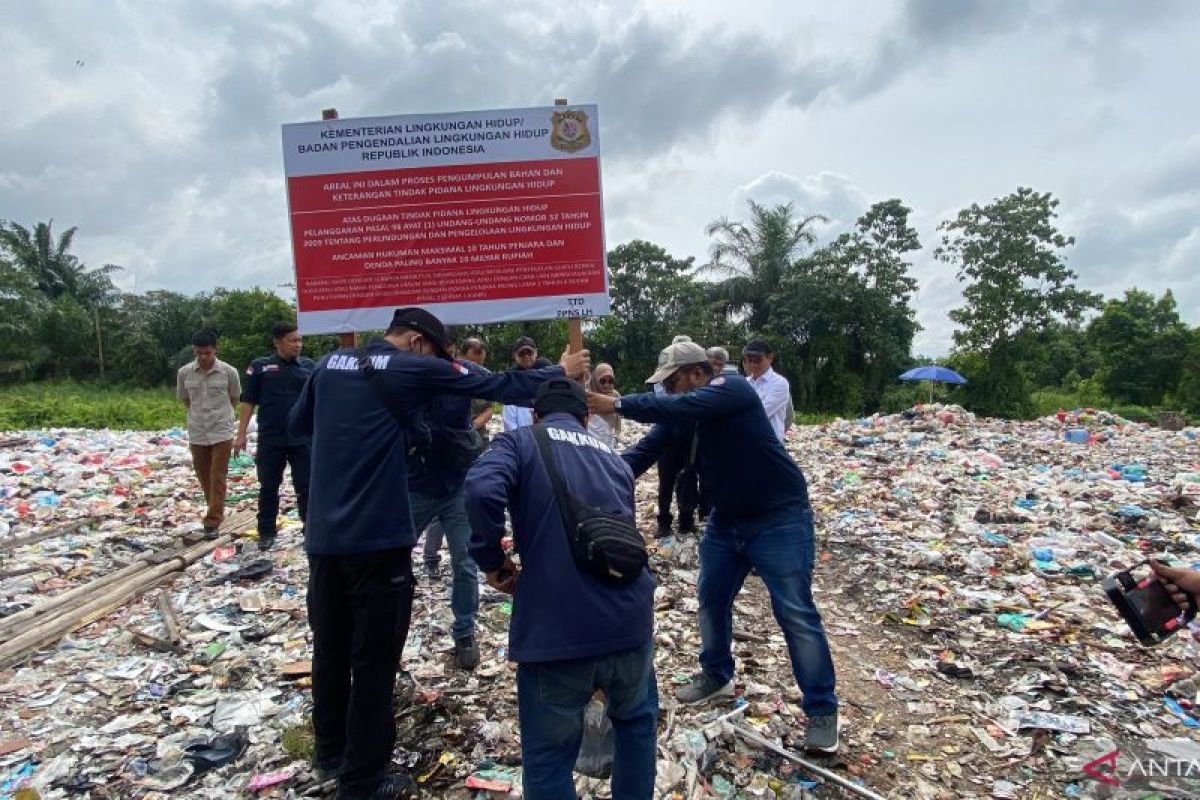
[0,558,150,641]
[0,519,93,555]
[0,509,255,663]
[0,534,234,668]
[0,509,254,643]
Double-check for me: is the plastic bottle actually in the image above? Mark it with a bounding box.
[1064,429,1089,444]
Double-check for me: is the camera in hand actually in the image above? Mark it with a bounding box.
[1103,560,1198,646]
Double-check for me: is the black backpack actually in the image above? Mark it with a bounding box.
[357,347,481,471]
[430,426,483,471]
[532,424,648,585]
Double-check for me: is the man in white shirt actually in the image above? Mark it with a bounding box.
[176,328,241,536]
[742,340,791,442]
[502,336,547,431]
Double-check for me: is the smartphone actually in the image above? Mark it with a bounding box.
[1103,561,1198,646]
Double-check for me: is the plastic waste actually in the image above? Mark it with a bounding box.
[140,761,194,791]
[997,613,1028,632]
[575,696,615,778]
[3,406,1199,799]
[185,728,249,770]
[246,769,295,791]
[964,549,995,570]
[1121,463,1147,482]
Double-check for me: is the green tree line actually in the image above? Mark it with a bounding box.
[3,187,1198,421]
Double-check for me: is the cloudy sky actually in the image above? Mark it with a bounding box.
[3,0,1198,355]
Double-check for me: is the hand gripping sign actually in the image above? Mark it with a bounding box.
[282,105,610,333]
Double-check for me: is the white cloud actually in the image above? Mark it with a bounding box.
[731,171,871,237]
[1,0,1198,360]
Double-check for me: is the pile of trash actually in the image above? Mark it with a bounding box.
[780,404,1200,798]
[1,404,1199,799]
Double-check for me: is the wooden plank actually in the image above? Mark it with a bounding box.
[126,625,184,655]
[0,520,92,554]
[320,107,358,350]
[157,590,183,644]
[280,660,313,679]
[568,318,583,354]
[555,98,586,361]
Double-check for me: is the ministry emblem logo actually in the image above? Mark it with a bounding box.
[550,109,591,153]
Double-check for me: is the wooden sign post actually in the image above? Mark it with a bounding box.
[321,107,358,350]
[556,98,585,356]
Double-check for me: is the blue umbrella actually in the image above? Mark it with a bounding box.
[899,365,967,403]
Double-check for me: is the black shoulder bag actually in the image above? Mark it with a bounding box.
[532,424,648,584]
[357,347,481,469]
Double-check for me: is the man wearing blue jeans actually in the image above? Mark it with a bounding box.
[594,339,839,753]
[410,393,484,671]
[467,379,657,798]
[290,308,589,799]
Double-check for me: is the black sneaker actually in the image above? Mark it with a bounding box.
[336,772,416,799]
[202,526,220,540]
[454,635,480,670]
[675,672,735,705]
[654,523,674,540]
[423,562,440,579]
[804,711,839,753]
[314,759,344,782]
[258,534,276,551]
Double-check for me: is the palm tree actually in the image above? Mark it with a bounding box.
[0,220,120,305]
[0,220,121,378]
[702,201,826,331]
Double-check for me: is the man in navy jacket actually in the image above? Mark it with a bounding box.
[289,308,589,800]
[467,379,657,799]
[589,340,840,754]
[234,321,315,551]
[407,354,491,671]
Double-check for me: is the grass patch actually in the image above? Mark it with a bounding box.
[1031,389,1196,426]
[280,719,315,763]
[0,381,186,431]
[794,412,842,426]
[1030,388,1114,417]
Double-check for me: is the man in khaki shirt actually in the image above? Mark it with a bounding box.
[176,328,241,536]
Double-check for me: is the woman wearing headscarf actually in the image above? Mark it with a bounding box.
[587,363,621,449]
